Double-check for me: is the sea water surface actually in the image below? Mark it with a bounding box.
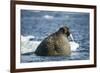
[21,10,90,63]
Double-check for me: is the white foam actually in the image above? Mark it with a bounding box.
[70,41,79,51]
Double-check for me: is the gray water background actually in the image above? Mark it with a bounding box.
[21,10,90,63]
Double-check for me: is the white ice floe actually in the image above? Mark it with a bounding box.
[21,35,35,41]
[21,35,40,54]
[21,40,41,54]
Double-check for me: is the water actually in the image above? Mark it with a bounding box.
[21,10,90,63]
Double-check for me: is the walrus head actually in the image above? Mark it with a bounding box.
[58,26,70,37]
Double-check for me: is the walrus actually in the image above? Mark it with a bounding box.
[35,26,71,56]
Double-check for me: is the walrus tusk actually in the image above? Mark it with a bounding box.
[70,34,74,42]
[69,34,79,51]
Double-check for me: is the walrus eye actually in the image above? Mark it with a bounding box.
[59,27,67,33]
[59,27,64,33]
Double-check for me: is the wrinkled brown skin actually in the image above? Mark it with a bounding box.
[35,26,71,56]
